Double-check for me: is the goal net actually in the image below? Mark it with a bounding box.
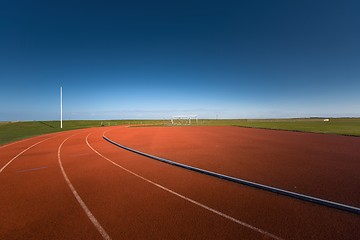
[170,115,198,125]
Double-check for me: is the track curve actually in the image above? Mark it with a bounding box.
[104,126,360,206]
[102,134,360,215]
[1,126,359,239]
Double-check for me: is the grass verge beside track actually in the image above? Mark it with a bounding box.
[198,118,360,137]
[0,120,164,145]
[1,118,359,146]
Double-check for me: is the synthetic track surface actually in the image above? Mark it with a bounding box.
[0,126,359,239]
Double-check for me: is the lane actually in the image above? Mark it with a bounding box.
[0,132,64,170]
[87,128,360,240]
[103,134,360,214]
[0,129,104,240]
[1,126,359,239]
[58,134,111,240]
[59,128,269,239]
[88,132,282,239]
[0,132,62,149]
[104,126,360,207]
[0,133,66,173]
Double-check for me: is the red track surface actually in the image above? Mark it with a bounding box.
[1,126,359,239]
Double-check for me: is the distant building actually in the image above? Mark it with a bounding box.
[324,119,330,122]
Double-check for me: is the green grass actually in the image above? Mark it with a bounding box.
[0,122,11,126]
[196,118,360,136]
[1,118,359,146]
[0,120,166,145]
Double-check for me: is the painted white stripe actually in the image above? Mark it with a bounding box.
[0,138,30,149]
[0,132,62,149]
[0,134,61,173]
[58,134,112,240]
[86,132,284,240]
[103,134,360,215]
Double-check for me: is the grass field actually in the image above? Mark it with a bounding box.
[1,118,359,146]
[0,120,164,145]
[198,118,360,136]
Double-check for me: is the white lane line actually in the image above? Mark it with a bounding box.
[0,132,62,149]
[58,134,112,240]
[0,138,30,149]
[0,134,62,173]
[103,134,360,215]
[86,132,284,240]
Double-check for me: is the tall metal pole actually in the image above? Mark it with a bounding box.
[60,86,63,129]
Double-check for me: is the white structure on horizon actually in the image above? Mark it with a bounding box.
[60,86,63,129]
[171,115,198,125]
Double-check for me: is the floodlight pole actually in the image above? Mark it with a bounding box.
[60,86,63,129]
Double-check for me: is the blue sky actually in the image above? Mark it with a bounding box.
[1,0,359,120]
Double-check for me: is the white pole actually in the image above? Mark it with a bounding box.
[60,86,63,129]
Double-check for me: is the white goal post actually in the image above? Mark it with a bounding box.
[171,115,198,125]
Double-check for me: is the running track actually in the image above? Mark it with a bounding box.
[0,126,359,239]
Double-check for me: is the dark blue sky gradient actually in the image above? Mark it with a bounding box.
[1,0,359,120]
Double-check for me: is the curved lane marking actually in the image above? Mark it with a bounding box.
[0,134,62,173]
[103,132,360,215]
[86,132,284,240]
[0,132,63,149]
[0,138,31,149]
[58,133,112,240]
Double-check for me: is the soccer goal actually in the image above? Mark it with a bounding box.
[170,115,198,125]
[100,121,111,127]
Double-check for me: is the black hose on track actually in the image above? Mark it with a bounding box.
[103,135,360,215]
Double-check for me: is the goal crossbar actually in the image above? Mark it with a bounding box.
[171,115,198,125]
